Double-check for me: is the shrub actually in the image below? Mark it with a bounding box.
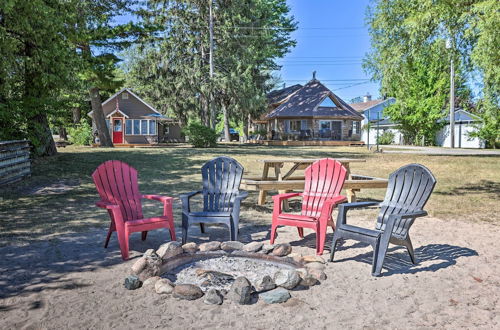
[377,130,395,145]
[182,122,217,148]
[67,119,93,145]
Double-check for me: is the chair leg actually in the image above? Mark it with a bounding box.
[104,223,115,249]
[169,227,176,241]
[297,227,304,238]
[182,218,189,245]
[199,223,205,233]
[117,227,129,260]
[141,231,148,241]
[404,236,417,264]
[270,223,278,244]
[316,221,328,255]
[372,235,390,276]
[329,231,342,262]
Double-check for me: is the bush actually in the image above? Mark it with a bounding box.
[67,119,93,145]
[377,130,395,145]
[182,123,217,148]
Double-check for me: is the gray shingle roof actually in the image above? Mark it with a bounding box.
[266,84,303,105]
[266,79,363,119]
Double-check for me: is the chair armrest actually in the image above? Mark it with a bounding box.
[234,191,249,201]
[95,201,124,225]
[96,201,120,210]
[389,210,428,220]
[336,201,380,228]
[272,192,302,202]
[319,195,348,223]
[180,191,202,214]
[142,194,173,203]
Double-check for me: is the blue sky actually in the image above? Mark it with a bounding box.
[116,0,379,103]
[277,0,379,102]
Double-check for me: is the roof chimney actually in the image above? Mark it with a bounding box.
[363,93,372,102]
[312,71,317,80]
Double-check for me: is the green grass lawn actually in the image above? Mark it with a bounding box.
[0,144,498,246]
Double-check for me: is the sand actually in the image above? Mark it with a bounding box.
[0,214,499,329]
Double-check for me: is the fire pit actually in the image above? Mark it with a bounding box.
[125,241,327,305]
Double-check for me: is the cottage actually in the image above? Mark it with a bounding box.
[88,88,182,145]
[253,76,364,142]
[436,110,485,148]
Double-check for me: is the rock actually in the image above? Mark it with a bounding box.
[199,241,221,252]
[288,253,303,263]
[227,277,253,304]
[305,262,326,271]
[173,284,204,300]
[124,275,142,290]
[196,269,234,287]
[131,257,147,275]
[308,268,327,281]
[155,278,175,294]
[254,275,276,292]
[203,288,223,305]
[260,287,291,304]
[156,241,183,260]
[242,242,263,253]
[274,269,300,289]
[272,243,292,257]
[138,254,162,281]
[302,255,326,264]
[261,244,274,254]
[182,242,198,253]
[143,276,161,288]
[144,249,156,257]
[221,241,244,252]
[296,268,308,279]
[299,274,319,287]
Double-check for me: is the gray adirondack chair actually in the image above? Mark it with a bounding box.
[329,164,436,276]
[180,156,248,244]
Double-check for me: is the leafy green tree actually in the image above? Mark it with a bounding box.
[364,0,498,146]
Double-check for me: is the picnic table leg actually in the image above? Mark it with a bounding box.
[258,190,267,205]
[347,189,358,202]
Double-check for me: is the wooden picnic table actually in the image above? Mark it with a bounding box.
[240,158,387,205]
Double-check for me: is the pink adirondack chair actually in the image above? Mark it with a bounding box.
[92,160,176,260]
[270,158,347,255]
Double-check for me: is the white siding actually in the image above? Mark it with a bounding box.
[436,123,485,148]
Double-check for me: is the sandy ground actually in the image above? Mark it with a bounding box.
[0,212,499,329]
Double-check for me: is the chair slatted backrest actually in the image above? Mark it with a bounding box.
[92,160,143,221]
[376,164,436,237]
[201,156,244,212]
[302,159,347,218]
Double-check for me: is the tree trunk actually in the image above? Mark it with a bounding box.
[24,41,57,157]
[72,107,81,124]
[58,127,68,141]
[242,114,250,142]
[200,93,210,127]
[222,103,230,142]
[89,87,113,147]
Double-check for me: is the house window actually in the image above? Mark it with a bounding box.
[122,92,129,99]
[353,121,361,135]
[149,121,156,135]
[141,120,148,134]
[133,119,140,134]
[125,119,132,134]
[126,119,157,135]
[290,120,301,131]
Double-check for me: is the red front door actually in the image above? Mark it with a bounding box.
[112,118,123,144]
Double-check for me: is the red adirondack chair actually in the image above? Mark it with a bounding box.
[92,160,176,260]
[270,158,347,255]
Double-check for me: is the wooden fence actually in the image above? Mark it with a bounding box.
[0,140,31,186]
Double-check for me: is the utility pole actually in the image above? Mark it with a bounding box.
[446,38,455,148]
[209,0,216,129]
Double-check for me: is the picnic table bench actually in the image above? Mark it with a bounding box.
[240,158,388,205]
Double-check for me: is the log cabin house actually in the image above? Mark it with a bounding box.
[88,88,182,145]
[252,75,364,143]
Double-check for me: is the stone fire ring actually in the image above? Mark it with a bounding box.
[124,241,328,305]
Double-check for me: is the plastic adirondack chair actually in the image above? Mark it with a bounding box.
[92,160,176,260]
[329,164,437,276]
[270,158,348,255]
[180,156,248,244]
